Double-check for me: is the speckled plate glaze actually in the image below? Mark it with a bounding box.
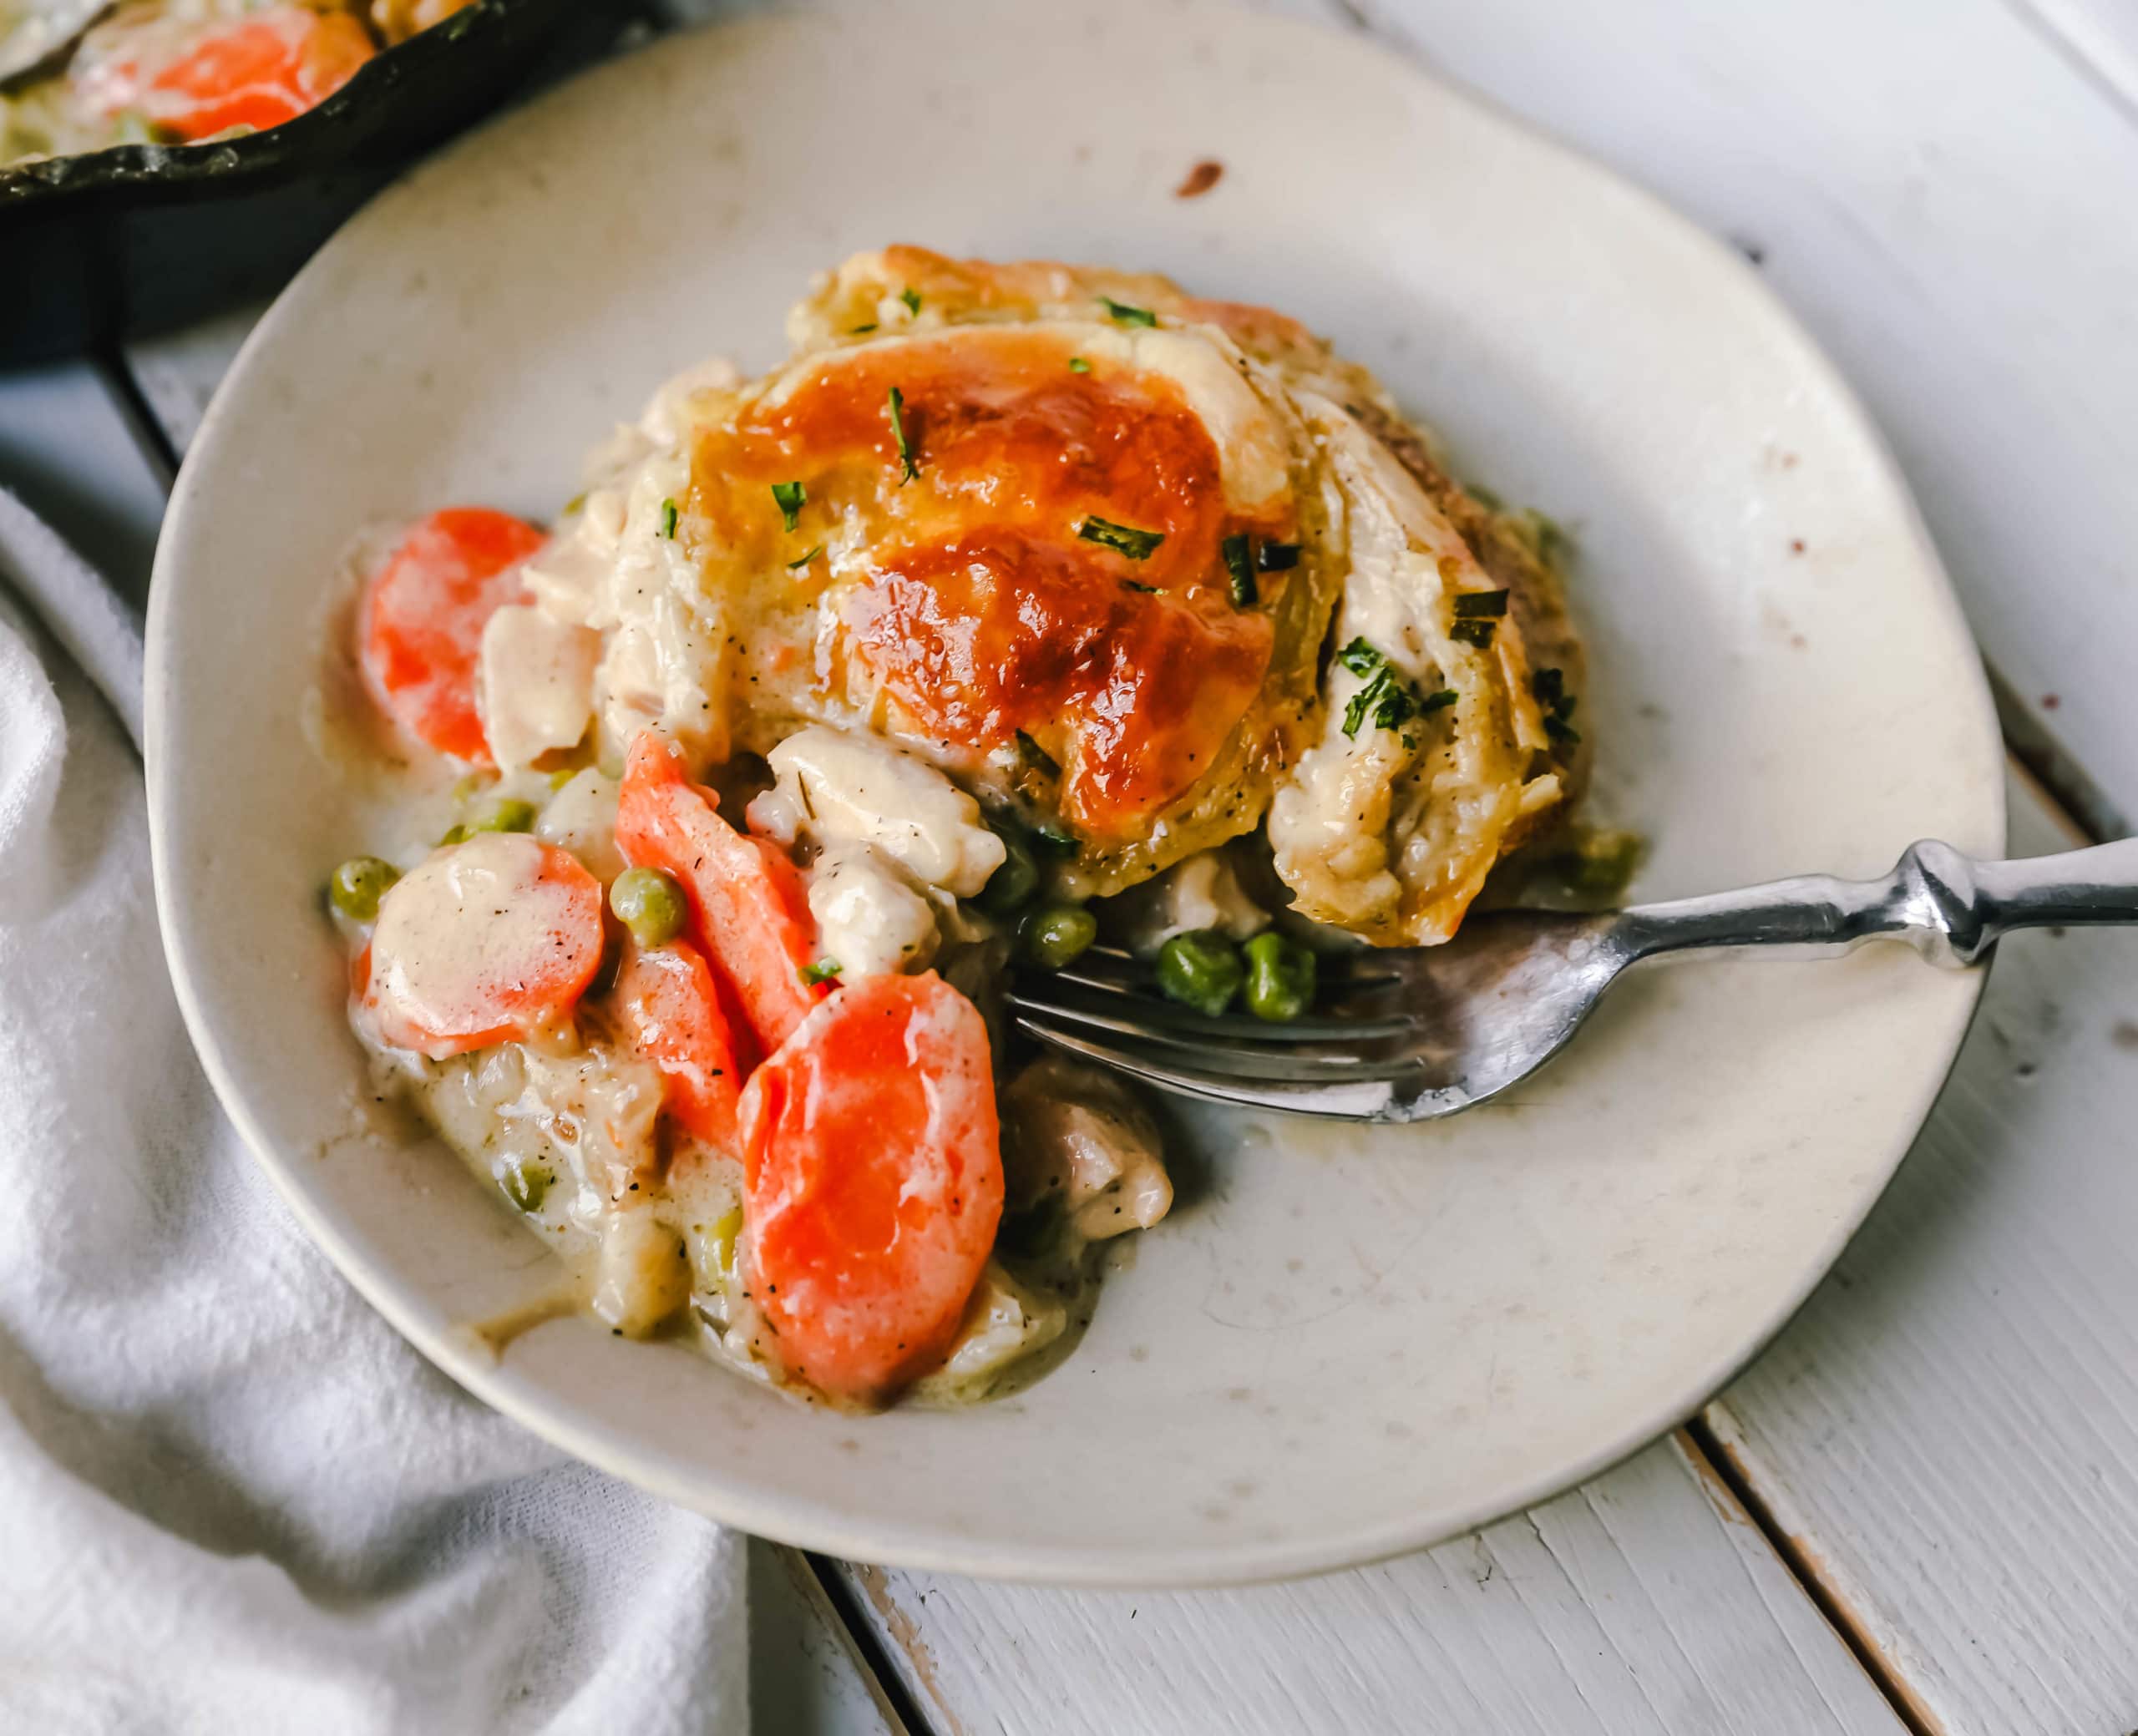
[147,0,2004,1586]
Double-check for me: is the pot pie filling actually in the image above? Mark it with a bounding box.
[322,248,1588,1409]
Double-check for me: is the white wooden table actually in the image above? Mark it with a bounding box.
[9,2,2138,1729]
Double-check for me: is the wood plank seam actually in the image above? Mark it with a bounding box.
[1686,1413,1941,1736]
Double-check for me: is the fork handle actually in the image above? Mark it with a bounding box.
[1610,838,2138,968]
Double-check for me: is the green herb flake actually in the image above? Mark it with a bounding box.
[1016,730,1061,777]
[1450,617,1498,649]
[800,959,843,986]
[1067,356,1092,374]
[1544,714,1583,746]
[1451,588,1509,619]
[899,286,922,314]
[887,386,919,483]
[657,497,679,539]
[850,321,878,334]
[1032,823,1081,859]
[1336,636,1385,678]
[1256,540,1300,572]
[1421,688,1458,715]
[1531,666,1566,710]
[1078,516,1165,560]
[1121,579,1162,594]
[1222,534,1257,608]
[770,480,806,530]
[1100,295,1158,327]
[786,544,824,569]
[502,1164,554,1214]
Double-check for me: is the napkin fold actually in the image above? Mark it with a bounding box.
[0,493,746,1734]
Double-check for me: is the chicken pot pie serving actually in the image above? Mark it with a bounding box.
[321,247,1588,1409]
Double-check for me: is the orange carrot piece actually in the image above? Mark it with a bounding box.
[360,507,545,763]
[363,836,604,1059]
[738,973,1004,1401]
[144,9,375,141]
[608,938,746,1151]
[613,732,828,1052]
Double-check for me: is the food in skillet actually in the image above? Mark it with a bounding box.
[320,247,1588,1408]
[0,0,476,166]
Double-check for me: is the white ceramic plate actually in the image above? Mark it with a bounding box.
[147,0,2004,1586]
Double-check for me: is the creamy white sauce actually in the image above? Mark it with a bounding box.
[534,768,624,883]
[366,833,573,1057]
[749,725,1006,898]
[803,844,941,979]
[477,603,598,771]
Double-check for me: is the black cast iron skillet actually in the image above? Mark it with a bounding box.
[0,0,631,367]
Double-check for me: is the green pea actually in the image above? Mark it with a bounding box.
[1019,903,1097,969]
[610,866,688,948]
[328,856,399,922]
[471,797,538,834]
[1242,930,1317,1022]
[1155,929,1244,1016]
[979,829,1041,914]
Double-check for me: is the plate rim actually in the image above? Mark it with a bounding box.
[145,0,2005,1587]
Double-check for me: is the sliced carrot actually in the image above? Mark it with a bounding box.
[363,833,604,1059]
[738,973,1004,1401]
[608,938,746,1151]
[613,732,828,1052]
[360,507,546,763]
[141,9,376,141]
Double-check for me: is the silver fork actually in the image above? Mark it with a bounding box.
[1010,838,2138,1123]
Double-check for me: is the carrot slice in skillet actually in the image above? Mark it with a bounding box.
[362,833,605,1059]
[613,732,828,1053]
[140,8,376,141]
[738,973,1004,1402]
[608,938,746,1150]
[360,507,546,763]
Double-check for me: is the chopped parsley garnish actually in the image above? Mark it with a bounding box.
[1100,296,1158,327]
[899,286,922,314]
[786,544,823,569]
[1032,823,1081,858]
[1336,636,1383,677]
[1222,534,1256,607]
[658,497,678,539]
[1256,540,1300,572]
[1450,617,1498,649]
[1451,588,1509,618]
[503,1163,553,1214]
[1532,666,1581,747]
[1078,516,1165,559]
[1067,356,1092,373]
[850,321,878,334]
[1016,730,1061,777]
[770,480,805,530]
[887,386,919,483]
[1121,579,1161,594]
[1337,639,1454,739]
[800,959,843,985]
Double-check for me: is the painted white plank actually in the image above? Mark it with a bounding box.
[834,1435,1904,1736]
[124,306,264,463]
[1349,0,2138,822]
[1704,769,2138,1736]
[2014,0,2138,115]
[751,1541,906,1735]
[0,361,170,609]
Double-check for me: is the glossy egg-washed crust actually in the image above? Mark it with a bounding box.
[686,245,1583,942]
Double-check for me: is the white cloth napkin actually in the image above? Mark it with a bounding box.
[0,493,747,1735]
